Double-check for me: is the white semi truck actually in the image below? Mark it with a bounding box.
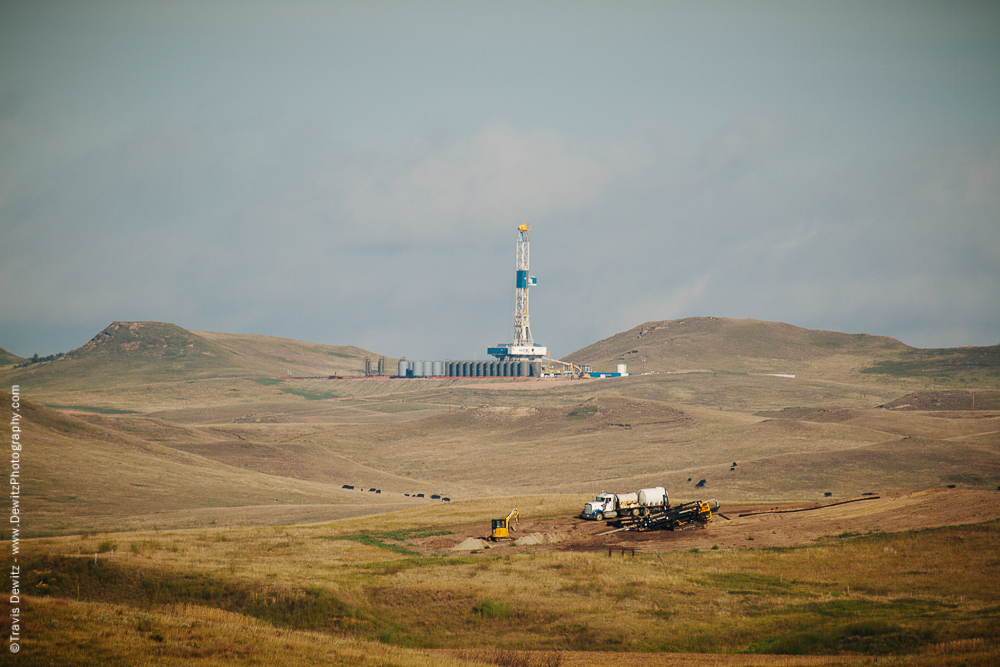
[580,487,668,521]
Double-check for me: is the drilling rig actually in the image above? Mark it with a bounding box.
[487,224,548,362]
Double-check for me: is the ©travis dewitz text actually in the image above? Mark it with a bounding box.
[9,565,19,643]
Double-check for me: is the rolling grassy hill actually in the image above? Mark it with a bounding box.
[2,316,998,537]
[4,318,1000,665]
[5,390,422,537]
[0,321,395,409]
[0,346,25,367]
[565,317,1000,387]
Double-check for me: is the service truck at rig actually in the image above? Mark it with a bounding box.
[580,487,669,521]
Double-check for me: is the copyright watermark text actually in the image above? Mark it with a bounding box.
[9,385,22,654]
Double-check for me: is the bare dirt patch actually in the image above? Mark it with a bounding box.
[427,488,1000,555]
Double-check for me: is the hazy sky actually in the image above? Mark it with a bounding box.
[2,1,998,361]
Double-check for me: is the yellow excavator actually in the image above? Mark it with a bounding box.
[489,508,519,541]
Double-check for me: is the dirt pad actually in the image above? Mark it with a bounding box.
[428,488,1000,555]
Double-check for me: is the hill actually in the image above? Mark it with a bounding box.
[5,317,1000,666]
[0,346,25,367]
[0,321,393,403]
[3,316,998,536]
[565,317,999,385]
[4,390,420,537]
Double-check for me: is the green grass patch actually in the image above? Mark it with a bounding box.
[248,376,282,386]
[567,405,599,419]
[798,598,949,619]
[278,386,343,400]
[746,620,936,655]
[861,345,1000,380]
[379,528,453,541]
[337,528,453,556]
[706,571,795,596]
[341,533,419,555]
[473,598,511,619]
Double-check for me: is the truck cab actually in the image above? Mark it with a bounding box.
[580,488,666,521]
[581,493,618,520]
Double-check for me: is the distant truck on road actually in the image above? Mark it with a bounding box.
[580,487,668,521]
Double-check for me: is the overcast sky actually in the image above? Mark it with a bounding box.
[2,1,998,361]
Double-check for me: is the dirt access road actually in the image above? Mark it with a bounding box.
[430,488,1000,554]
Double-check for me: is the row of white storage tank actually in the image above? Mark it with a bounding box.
[398,360,543,378]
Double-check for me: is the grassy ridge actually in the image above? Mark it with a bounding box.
[565,317,999,388]
[0,321,390,397]
[0,346,25,366]
[566,317,911,375]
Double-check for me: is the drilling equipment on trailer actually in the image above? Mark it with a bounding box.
[606,499,721,532]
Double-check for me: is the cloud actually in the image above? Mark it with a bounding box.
[280,122,656,246]
[1,106,998,358]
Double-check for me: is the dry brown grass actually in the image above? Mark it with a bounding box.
[3,320,999,664]
[16,596,478,667]
[13,508,1000,663]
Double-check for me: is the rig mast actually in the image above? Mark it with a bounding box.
[513,223,534,347]
[488,224,547,361]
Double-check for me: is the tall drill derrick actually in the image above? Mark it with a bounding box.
[512,223,534,347]
[487,223,546,361]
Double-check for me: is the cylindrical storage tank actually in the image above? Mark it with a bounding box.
[530,362,542,377]
[518,361,527,377]
[460,361,469,377]
[398,360,408,377]
[477,361,486,377]
[411,361,423,377]
[489,362,498,377]
[447,361,455,377]
[617,364,627,375]
[617,492,639,505]
[638,487,668,507]
[433,361,444,377]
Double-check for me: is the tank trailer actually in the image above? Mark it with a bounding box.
[581,487,668,521]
